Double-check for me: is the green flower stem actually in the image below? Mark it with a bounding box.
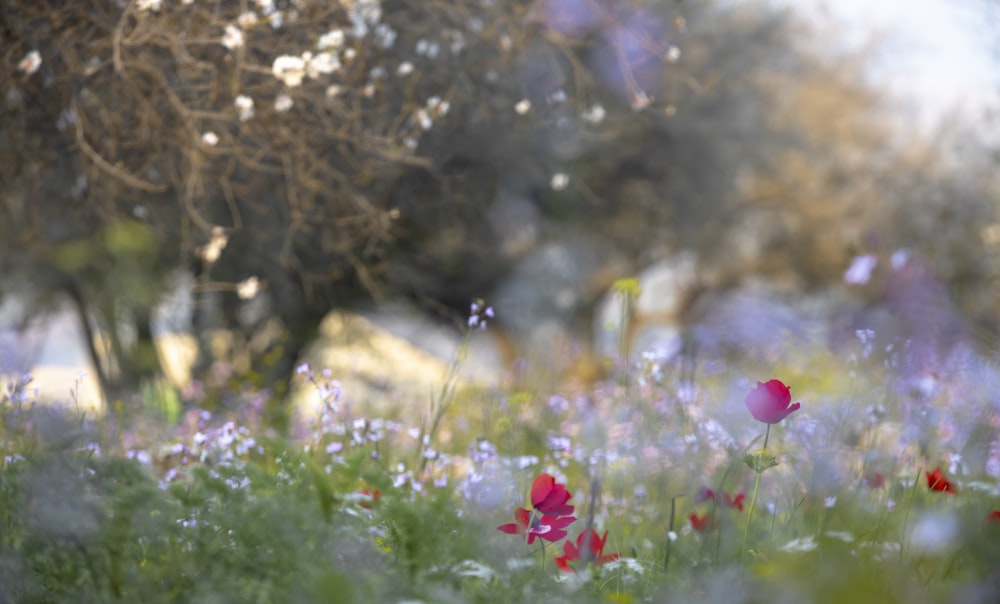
[742,424,771,565]
[741,470,764,564]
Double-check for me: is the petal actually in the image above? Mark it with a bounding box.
[498,523,519,534]
[765,379,791,405]
[541,528,568,542]
[564,540,579,559]
[530,474,555,508]
[600,552,620,564]
[545,515,577,530]
[514,507,531,527]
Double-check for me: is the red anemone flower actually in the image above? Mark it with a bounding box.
[988,510,1000,524]
[926,467,957,494]
[695,487,744,511]
[723,491,746,512]
[555,529,620,571]
[498,507,576,544]
[689,512,716,533]
[745,379,801,424]
[531,473,574,516]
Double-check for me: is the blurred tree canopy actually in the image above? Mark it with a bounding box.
[2,0,998,425]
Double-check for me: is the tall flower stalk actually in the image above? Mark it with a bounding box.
[741,380,801,564]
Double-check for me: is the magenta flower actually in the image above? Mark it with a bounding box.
[745,379,801,424]
[497,507,576,544]
[530,473,574,516]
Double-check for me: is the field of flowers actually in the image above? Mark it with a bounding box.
[3,297,1000,603]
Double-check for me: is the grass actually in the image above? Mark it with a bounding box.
[3,307,1000,604]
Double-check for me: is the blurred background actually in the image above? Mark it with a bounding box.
[2,0,999,426]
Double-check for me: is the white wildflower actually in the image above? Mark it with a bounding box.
[666,45,681,62]
[200,131,219,147]
[325,85,342,100]
[17,50,41,75]
[307,52,340,78]
[272,55,306,87]
[237,12,259,28]
[237,276,260,300]
[318,30,345,50]
[234,95,255,121]
[274,94,293,113]
[415,109,432,130]
[222,25,244,50]
[780,536,817,553]
[582,104,606,124]
[397,61,414,76]
[844,254,877,285]
[136,0,162,12]
[514,99,531,115]
[550,173,569,191]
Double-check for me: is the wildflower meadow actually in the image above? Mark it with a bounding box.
[3,292,1000,604]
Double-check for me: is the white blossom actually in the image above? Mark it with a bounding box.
[307,52,340,78]
[550,173,569,191]
[237,276,261,300]
[234,95,255,122]
[415,108,432,130]
[396,62,414,76]
[272,55,307,87]
[274,94,293,113]
[17,51,41,75]
[136,0,162,12]
[222,25,244,50]
[318,30,346,50]
[514,99,531,115]
[201,131,219,147]
[237,12,259,28]
[666,46,682,62]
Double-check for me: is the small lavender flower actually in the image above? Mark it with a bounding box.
[468,299,494,330]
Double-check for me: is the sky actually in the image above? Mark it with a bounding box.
[775,0,998,131]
